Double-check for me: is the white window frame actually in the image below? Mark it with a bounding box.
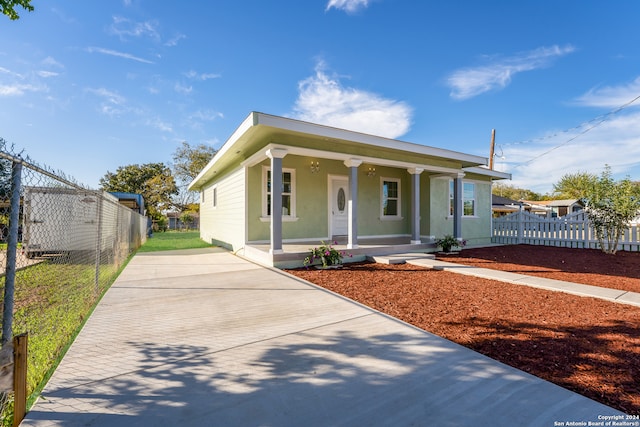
[261,166,297,220]
[449,180,477,217]
[463,182,476,216]
[380,177,402,219]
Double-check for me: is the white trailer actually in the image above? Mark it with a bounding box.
[21,187,117,258]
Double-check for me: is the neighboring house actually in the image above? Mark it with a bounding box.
[491,195,520,217]
[108,192,145,215]
[109,192,152,236]
[188,112,511,267]
[545,199,585,217]
[167,211,200,230]
[521,199,584,218]
[519,200,551,217]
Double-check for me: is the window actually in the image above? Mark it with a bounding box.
[212,186,217,208]
[463,182,475,216]
[449,181,454,216]
[449,180,476,216]
[381,178,401,218]
[263,167,296,217]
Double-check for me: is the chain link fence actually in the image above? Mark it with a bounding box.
[0,139,148,425]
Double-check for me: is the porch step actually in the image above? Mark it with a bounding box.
[367,253,436,265]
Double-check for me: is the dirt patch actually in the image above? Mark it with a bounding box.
[287,245,640,414]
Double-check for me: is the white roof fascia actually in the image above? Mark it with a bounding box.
[188,112,257,190]
[464,166,512,180]
[242,143,462,175]
[254,112,488,166]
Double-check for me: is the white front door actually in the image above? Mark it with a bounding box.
[330,177,349,236]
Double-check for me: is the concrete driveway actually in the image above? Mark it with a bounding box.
[21,248,624,426]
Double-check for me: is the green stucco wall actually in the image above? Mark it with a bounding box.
[240,154,495,245]
[247,156,418,242]
[428,175,494,246]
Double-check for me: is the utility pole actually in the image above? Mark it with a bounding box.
[489,129,496,170]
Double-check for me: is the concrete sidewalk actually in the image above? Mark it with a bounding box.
[22,248,624,426]
[372,253,640,307]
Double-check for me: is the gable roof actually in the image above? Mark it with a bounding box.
[189,112,511,190]
[492,195,519,206]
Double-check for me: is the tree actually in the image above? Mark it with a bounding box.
[99,163,178,219]
[583,166,640,255]
[171,141,216,210]
[492,183,542,201]
[552,171,597,199]
[1,0,33,20]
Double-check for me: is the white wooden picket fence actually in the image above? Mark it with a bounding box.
[492,210,640,251]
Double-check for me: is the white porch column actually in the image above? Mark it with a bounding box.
[266,148,288,254]
[408,168,424,244]
[344,159,362,249]
[453,172,464,240]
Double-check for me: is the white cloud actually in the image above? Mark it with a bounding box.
[86,87,126,105]
[574,77,640,108]
[147,117,173,133]
[86,87,129,116]
[0,83,41,96]
[184,109,224,131]
[41,56,64,69]
[0,66,23,78]
[495,111,640,194]
[447,45,575,100]
[326,0,371,13]
[86,46,154,64]
[291,62,412,139]
[109,16,160,41]
[37,71,59,78]
[174,82,193,95]
[189,109,223,122]
[184,70,221,81]
[165,33,186,47]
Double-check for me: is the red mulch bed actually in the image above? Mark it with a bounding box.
[441,244,640,294]
[287,245,640,414]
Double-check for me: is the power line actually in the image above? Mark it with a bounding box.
[501,93,640,169]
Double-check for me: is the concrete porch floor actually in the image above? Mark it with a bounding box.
[241,236,436,268]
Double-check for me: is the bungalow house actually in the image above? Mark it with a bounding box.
[188,112,511,267]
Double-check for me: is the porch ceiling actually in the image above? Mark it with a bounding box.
[242,143,463,175]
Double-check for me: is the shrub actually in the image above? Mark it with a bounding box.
[435,235,466,252]
[303,241,348,267]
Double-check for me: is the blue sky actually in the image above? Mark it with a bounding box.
[2,0,640,194]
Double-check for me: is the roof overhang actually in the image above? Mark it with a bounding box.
[463,166,512,180]
[189,112,497,190]
[241,143,463,175]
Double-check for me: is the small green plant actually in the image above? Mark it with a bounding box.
[303,241,348,268]
[435,235,466,252]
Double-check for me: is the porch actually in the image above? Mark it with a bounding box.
[241,236,437,268]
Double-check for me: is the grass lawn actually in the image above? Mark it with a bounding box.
[1,260,121,426]
[137,231,212,252]
[0,231,211,425]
